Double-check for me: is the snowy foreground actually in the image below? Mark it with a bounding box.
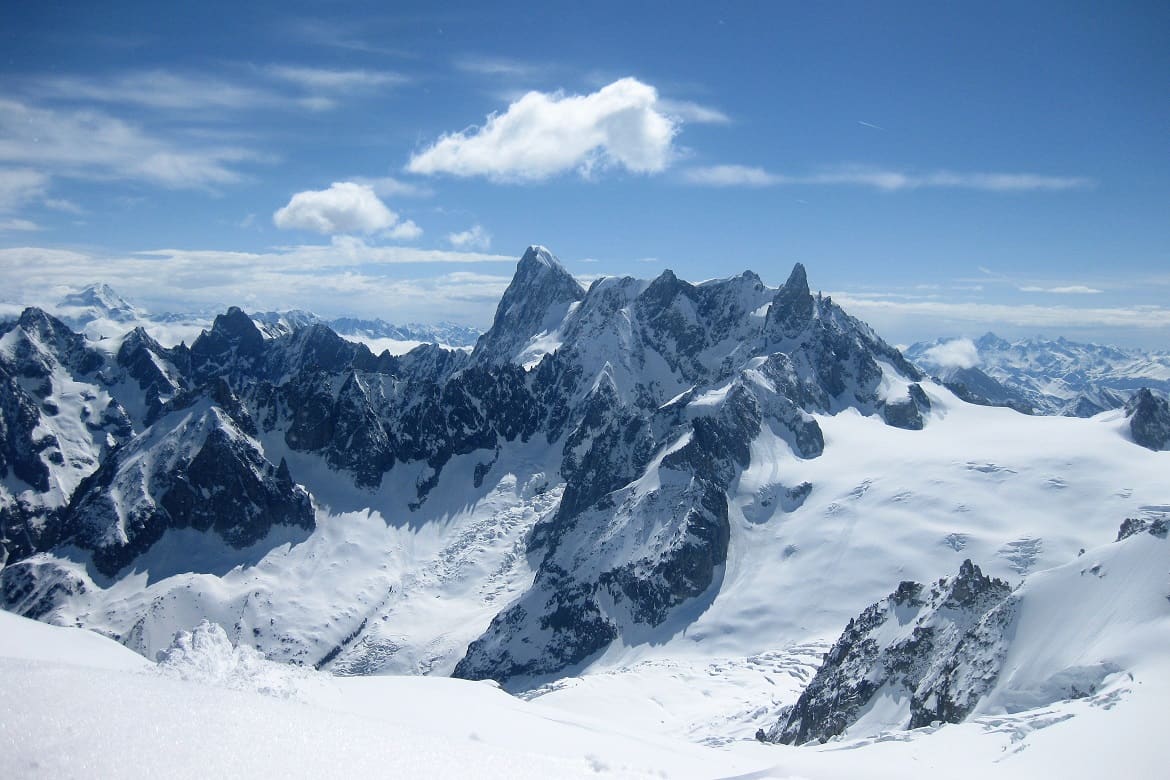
[3,593,1166,779]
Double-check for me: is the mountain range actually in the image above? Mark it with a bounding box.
[1,247,1167,767]
[906,332,1170,416]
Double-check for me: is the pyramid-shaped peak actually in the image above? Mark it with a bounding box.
[784,263,809,296]
[520,245,563,270]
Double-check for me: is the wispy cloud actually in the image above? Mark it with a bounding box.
[1018,285,1103,294]
[0,168,50,210]
[407,78,679,181]
[857,120,885,131]
[657,99,730,124]
[34,71,272,112]
[0,218,40,232]
[0,99,258,188]
[832,292,1170,331]
[681,165,777,187]
[351,175,433,198]
[454,56,541,78]
[264,65,409,92]
[31,67,408,117]
[683,164,1095,192]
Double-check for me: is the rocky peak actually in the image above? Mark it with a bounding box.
[765,263,815,339]
[471,246,585,366]
[189,306,265,380]
[212,307,264,349]
[1126,388,1170,451]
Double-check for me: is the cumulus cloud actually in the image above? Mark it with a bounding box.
[273,182,418,237]
[386,219,423,241]
[446,224,491,250]
[407,78,679,180]
[921,338,981,369]
[683,164,1094,192]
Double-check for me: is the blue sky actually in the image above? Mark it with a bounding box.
[1,1,1168,347]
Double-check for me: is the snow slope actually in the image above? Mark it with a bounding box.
[0,610,767,779]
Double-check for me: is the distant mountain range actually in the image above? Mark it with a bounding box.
[12,282,483,352]
[906,332,1170,416]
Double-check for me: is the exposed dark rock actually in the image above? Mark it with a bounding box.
[762,559,1014,745]
[1126,388,1170,451]
[939,366,1034,414]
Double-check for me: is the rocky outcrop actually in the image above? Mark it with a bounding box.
[1126,388,1170,451]
[62,394,314,577]
[760,560,1014,745]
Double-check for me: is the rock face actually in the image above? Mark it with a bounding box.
[63,391,314,577]
[470,246,585,367]
[935,366,1034,414]
[1125,388,1170,451]
[760,560,1015,745]
[2,247,931,681]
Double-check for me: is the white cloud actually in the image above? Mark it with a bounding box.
[34,67,408,115]
[683,164,1094,192]
[35,71,274,111]
[921,338,980,369]
[387,219,423,241]
[0,218,40,231]
[1018,285,1103,294]
[0,99,255,188]
[682,165,778,187]
[352,175,433,198]
[446,224,491,250]
[274,182,411,236]
[43,198,85,214]
[264,66,408,92]
[0,168,49,210]
[454,56,539,78]
[831,292,1170,331]
[407,78,679,180]
[656,99,730,124]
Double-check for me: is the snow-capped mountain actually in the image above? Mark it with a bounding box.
[1,247,1167,767]
[253,310,481,351]
[57,283,140,324]
[906,332,1170,417]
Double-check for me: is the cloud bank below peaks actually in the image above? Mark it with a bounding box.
[406,78,679,181]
